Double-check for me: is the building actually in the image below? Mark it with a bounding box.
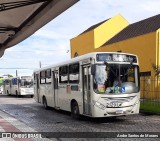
[70,14,160,99]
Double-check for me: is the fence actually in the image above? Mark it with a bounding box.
[140,76,160,110]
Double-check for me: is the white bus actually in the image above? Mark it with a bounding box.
[3,76,34,97]
[33,52,140,118]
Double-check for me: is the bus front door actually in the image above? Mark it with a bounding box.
[82,65,91,116]
[35,74,40,103]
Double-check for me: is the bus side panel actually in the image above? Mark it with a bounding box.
[10,78,19,95]
[5,85,11,94]
[45,83,54,107]
[39,84,46,104]
[70,87,83,114]
[58,85,70,111]
[12,85,18,95]
[58,84,83,113]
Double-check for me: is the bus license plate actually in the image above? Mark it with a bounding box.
[116,110,124,114]
[107,102,122,107]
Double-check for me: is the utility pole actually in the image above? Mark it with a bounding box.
[16,70,18,76]
[39,61,41,68]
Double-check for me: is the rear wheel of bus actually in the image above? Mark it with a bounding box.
[16,91,19,97]
[71,101,80,119]
[30,95,33,98]
[43,96,48,110]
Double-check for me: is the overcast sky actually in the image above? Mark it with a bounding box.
[0,0,160,77]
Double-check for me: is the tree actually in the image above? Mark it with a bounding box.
[8,74,13,78]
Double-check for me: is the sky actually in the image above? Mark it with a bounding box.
[0,0,160,77]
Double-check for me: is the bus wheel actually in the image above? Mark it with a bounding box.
[71,101,80,119]
[30,95,33,98]
[16,91,19,97]
[43,97,48,110]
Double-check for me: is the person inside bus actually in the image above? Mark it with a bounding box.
[104,67,115,88]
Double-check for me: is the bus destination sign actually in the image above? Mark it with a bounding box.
[96,54,137,63]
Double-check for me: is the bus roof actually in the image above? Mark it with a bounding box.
[34,52,138,72]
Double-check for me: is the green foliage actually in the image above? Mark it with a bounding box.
[140,101,160,113]
[0,78,3,86]
[8,74,13,78]
[152,63,160,76]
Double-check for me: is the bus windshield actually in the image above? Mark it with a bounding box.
[93,64,139,94]
[20,79,33,88]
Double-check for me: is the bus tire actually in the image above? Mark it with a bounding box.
[71,101,80,119]
[30,95,33,98]
[16,91,19,97]
[43,97,48,110]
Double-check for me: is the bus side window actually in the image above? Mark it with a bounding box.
[12,78,17,85]
[40,71,46,84]
[59,65,68,83]
[46,69,51,84]
[69,63,79,83]
[4,79,10,85]
[33,73,36,84]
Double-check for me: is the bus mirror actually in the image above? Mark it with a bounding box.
[91,65,96,75]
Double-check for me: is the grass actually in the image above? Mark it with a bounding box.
[140,101,160,113]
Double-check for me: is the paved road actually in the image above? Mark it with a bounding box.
[0,94,160,141]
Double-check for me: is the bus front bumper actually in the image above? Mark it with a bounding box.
[92,102,140,117]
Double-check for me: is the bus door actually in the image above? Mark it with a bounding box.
[10,78,13,94]
[82,65,91,116]
[53,71,59,108]
[7,79,12,94]
[35,74,40,103]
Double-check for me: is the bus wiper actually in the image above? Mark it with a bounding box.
[104,61,117,78]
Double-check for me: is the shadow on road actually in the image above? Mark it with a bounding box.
[48,106,126,123]
[0,94,33,98]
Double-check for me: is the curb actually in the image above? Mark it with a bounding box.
[140,110,160,115]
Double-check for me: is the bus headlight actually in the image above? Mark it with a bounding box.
[93,101,106,110]
[134,101,139,105]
